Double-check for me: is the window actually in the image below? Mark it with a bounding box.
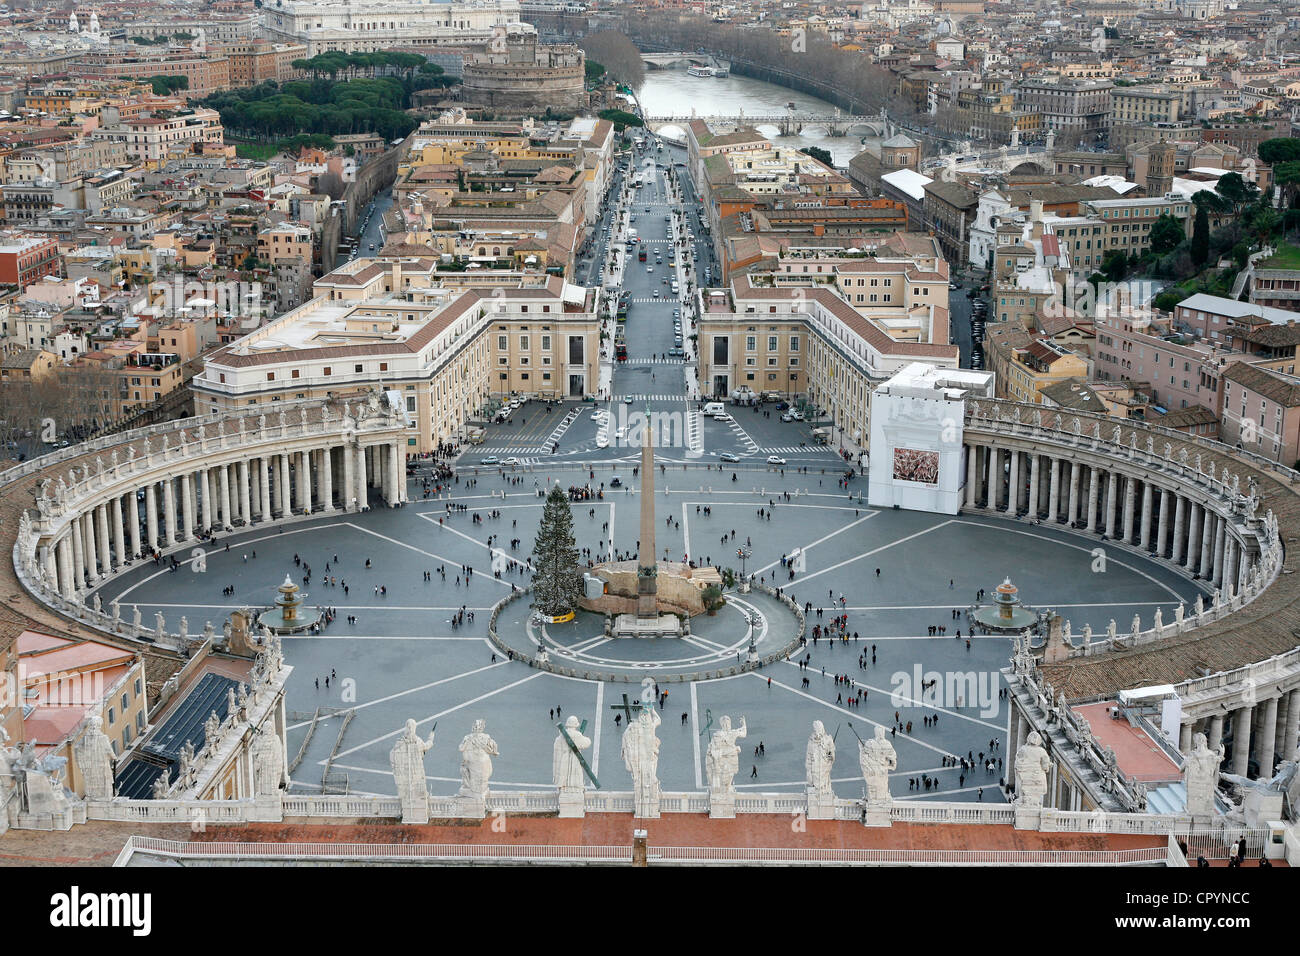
[379,362,388,372]
[107,707,115,725]
[354,365,363,373]
[323,366,331,376]
[498,335,507,350]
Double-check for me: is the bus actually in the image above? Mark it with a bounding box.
[615,330,628,361]
[638,247,647,262]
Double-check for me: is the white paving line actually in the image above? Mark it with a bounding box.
[332,670,547,759]
[789,520,956,587]
[286,658,511,732]
[591,682,604,780]
[751,510,879,576]
[690,680,702,790]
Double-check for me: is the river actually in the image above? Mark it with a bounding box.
[636,69,878,167]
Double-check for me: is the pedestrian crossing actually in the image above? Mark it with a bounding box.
[624,357,687,365]
[722,418,760,455]
[625,297,683,305]
[757,445,838,455]
[612,394,692,403]
[543,408,580,449]
[475,446,547,455]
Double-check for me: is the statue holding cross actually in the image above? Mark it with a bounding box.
[553,715,596,790]
[622,700,662,818]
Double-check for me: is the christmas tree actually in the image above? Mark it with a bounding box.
[531,484,584,616]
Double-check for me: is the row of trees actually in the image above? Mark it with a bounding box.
[147,75,189,97]
[579,31,646,89]
[202,77,419,142]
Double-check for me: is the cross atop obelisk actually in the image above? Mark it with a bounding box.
[636,406,658,618]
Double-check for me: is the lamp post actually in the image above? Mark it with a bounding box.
[736,545,752,592]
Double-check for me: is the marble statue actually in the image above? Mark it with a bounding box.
[151,774,169,799]
[1175,603,1185,627]
[457,719,498,803]
[1106,619,1117,641]
[1082,623,1092,646]
[132,605,141,629]
[1184,732,1223,818]
[1195,594,1204,617]
[251,726,290,796]
[1111,425,1122,445]
[858,726,897,806]
[552,715,592,790]
[73,715,116,799]
[1179,448,1188,465]
[1153,607,1163,630]
[226,687,237,717]
[1146,436,1154,455]
[1014,731,1051,808]
[1130,613,1141,637]
[154,611,166,638]
[389,719,435,819]
[203,711,221,749]
[704,715,748,795]
[179,616,188,642]
[805,720,836,798]
[622,703,662,816]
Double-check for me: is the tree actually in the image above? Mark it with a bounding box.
[798,146,834,168]
[1149,214,1186,256]
[1191,203,1210,268]
[530,485,584,617]
[1258,137,1300,166]
[585,60,606,81]
[1215,172,1256,209]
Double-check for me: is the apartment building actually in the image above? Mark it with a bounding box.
[1220,362,1300,466]
[1014,78,1114,137]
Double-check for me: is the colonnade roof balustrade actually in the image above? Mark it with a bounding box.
[965,399,1300,701]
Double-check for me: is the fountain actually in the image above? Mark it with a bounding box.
[969,577,1040,634]
[257,574,323,635]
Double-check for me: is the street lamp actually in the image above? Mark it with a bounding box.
[736,545,752,587]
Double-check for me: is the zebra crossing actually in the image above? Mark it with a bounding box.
[543,408,580,448]
[722,418,760,455]
[757,445,838,455]
[612,394,691,402]
[626,297,680,304]
[624,356,687,364]
[686,408,704,457]
[475,445,547,456]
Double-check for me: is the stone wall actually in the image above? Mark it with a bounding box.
[580,561,707,617]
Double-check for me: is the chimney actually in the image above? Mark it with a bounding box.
[391,258,403,291]
[1029,199,1044,240]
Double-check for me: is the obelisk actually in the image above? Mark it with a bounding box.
[636,407,658,618]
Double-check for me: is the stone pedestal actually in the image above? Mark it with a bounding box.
[805,790,836,820]
[862,803,892,827]
[250,793,285,823]
[633,786,661,819]
[399,797,429,825]
[708,790,736,819]
[455,795,488,820]
[1014,806,1043,830]
[557,787,585,818]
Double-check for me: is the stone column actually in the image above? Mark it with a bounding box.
[1105,471,1118,538]
[1047,456,1060,522]
[1156,488,1171,556]
[1005,449,1019,514]
[1224,540,1238,595]
[1179,720,1192,754]
[1199,509,1214,578]
[239,459,251,525]
[344,443,357,511]
[1122,477,1136,544]
[1212,517,1226,587]
[57,535,75,598]
[1084,466,1099,532]
[1067,461,1080,526]
[71,516,86,591]
[220,465,233,529]
[111,496,126,567]
[129,492,142,560]
[392,442,404,504]
[277,454,291,516]
[1274,691,1290,763]
[965,445,978,509]
[180,472,195,542]
[356,444,369,509]
[259,456,272,520]
[82,510,98,581]
[1171,495,1187,565]
[1231,705,1252,777]
[146,483,159,552]
[988,447,1002,512]
[298,450,312,515]
[199,468,212,533]
[1284,688,1300,759]
[1133,481,1154,548]
[1208,713,1224,751]
[320,447,334,512]
[1259,696,1279,778]
[1186,502,1202,572]
[96,504,111,575]
[1026,453,1040,517]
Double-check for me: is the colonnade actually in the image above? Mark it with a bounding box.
[40,439,407,600]
[963,443,1255,592]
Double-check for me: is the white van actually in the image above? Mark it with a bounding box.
[702,402,726,417]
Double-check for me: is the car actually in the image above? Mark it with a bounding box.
[767,455,787,466]
[596,435,610,448]
[501,457,519,466]
[673,309,680,318]
[615,427,626,440]
[610,475,624,487]
[719,452,741,463]
[479,456,500,465]
[653,290,660,297]
[669,347,684,357]
[624,396,634,405]
[590,409,604,420]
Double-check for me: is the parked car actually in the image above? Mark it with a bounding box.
[501,457,519,466]
[720,452,741,463]
[480,456,500,465]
